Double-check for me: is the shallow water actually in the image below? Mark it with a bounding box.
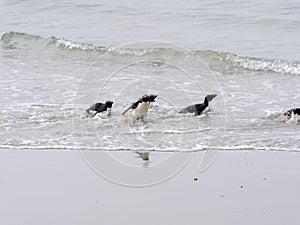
[0,0,300,155]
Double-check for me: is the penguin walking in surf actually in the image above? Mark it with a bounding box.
[282,108,300,123]
[122,94,158,122]
[179,94,217,116]
[86,100,113,118]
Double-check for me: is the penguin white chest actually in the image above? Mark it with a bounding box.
[107,108,112,117]
[202,106,210,114]
[131,102,150,120]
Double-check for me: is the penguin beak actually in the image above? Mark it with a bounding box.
[150,94,158,102]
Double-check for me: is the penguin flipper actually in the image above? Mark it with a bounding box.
[122,100,141,116]
[122,105,133,116]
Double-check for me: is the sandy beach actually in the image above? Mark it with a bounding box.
[0,150,299,225]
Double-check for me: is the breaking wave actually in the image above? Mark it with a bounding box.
[1,31,300,75]
[224,53,300,75]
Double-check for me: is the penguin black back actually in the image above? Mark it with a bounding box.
[179,94,217,116]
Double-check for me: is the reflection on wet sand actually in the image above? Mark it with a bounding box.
[136,152,150,167]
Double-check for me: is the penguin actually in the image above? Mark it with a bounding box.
[130,95,150,121]
[283,108,300,117]
[122,94,157,114]
[122,94,158,121]
[179,94,217,116]
[86,100,113,118]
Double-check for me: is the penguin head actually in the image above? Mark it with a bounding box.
[141,95,149,102]
[205,94,217,102]
[105,100,114,108]
[148,94,158,102]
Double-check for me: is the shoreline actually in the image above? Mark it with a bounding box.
[0,150,299,225]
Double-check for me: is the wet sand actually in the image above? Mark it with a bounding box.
[0,150,299,225]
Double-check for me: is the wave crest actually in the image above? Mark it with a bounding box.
[225,53,300,75]
[1,31,300,75]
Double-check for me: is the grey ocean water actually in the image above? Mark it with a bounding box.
[1,0,300,156]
